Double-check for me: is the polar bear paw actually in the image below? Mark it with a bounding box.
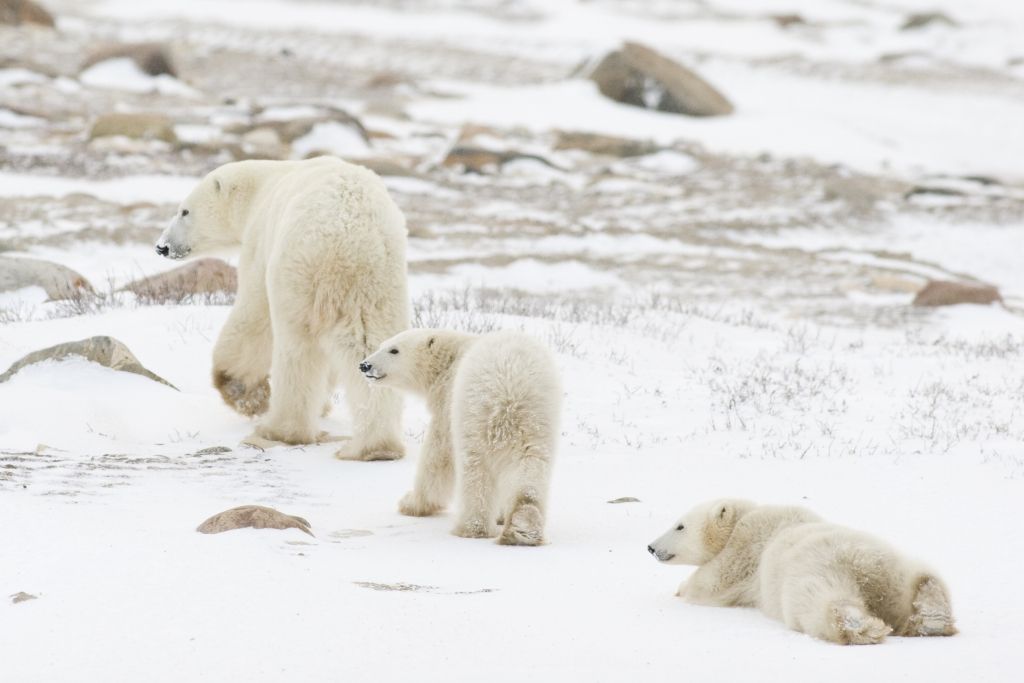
[452,517,498,539]
[214,370,270,416]
[498,503,544,546]
[398,491,444,517]
[831,604,891,645]
[907,577,957,637]
[335,440,405,462]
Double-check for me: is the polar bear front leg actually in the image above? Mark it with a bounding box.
[334,351,406,462]
[212,271,272,416]
[397,412,454,516]
[255,328,326,445]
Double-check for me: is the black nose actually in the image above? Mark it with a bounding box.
[156,244,169,256]
[647,545,655,555]
[359,362,371,373]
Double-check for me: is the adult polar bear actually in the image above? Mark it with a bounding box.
[156,156,408,459]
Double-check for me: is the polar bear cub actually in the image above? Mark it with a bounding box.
[359,329,561,545]
[648,499,957,645]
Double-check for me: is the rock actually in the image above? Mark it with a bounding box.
[194,446,232,455]
[357,157,419,177]
[771,14,806,28]
[442,145,559,174]
[197,505,313,536]
[236,127,289,160]
[588,42,733,117]
[10,591,37,604]
[554,131,658,157]
[0,336,177,389]
[89,113,177,143]
[901,12,957,31]
[82,43,176,77]
[239,110,368,145]
[912,280,1002,307]
[0,256,94,300]
[0,0,54,27]
[607,496,641,504]
[123,259,236,303]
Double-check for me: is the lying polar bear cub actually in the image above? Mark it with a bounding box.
[360,329,561,545]
[649,499,957,645]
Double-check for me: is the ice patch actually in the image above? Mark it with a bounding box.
[79,58,198,97]
[292,122,370,159]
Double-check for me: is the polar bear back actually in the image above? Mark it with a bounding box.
[450,331,561,459]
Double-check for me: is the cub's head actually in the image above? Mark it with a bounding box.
[359,329,440,393]
[647,499,754,565]
[155,166,241,260]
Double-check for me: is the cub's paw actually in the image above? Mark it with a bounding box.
[498,503,544,546]
[398,492,443,517]
[213,370,270,416]
[254,422,317,446]
[832,604,891,645]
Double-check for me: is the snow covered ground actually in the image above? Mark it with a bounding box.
[2,0,1024,681]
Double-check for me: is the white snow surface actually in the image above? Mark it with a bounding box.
[3,0,1024,681]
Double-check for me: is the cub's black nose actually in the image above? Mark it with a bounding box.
[156,244,169,256]
[359,362,372,373]
[647,545,656,555]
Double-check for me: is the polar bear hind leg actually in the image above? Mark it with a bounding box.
[498,453,550,546]
[902,576,957,637]
[787,574,890,645]
[452,445,499,539]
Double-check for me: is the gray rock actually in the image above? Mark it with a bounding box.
[0,336,177,389]
[197,505,313,536]
[442,145,559,174]
[233,109,368,145]
[82,43,176,77]
[912,280,1002,307]
[0,256,94,301]
[193,446,232,455]
[607,496,641,504]
[10,591,38,604]
[589,42,733,117]
[0,0,54,27]
[89,113,177,143]
[122,258,237,303]
[901,12,958,31]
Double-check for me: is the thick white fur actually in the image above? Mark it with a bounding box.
[359,329,561,545]
[157,157,409,457]
[649,500,957,644]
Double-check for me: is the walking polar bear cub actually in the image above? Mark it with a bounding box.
[649,499,956,644]
[359,329,561,545]
[156,157,408,459]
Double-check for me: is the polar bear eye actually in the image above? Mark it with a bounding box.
[676,524,685,531]
[388,348,399,355]
[181,209,189,217]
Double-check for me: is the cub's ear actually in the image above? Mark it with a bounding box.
[427,337,435,348]
[711,501,737,526]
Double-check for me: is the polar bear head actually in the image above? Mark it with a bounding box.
[156,162,255,260]
[359,328,475,394]
[647,499,755,565]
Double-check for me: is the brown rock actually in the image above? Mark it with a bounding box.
[442,145,558,174]
[238,109,368,145]
[234,127,290,160]
[0,0,54,27]
[589,42,733,117]
[912,280,1002,307]
[122,258,237,304]
[0,336,177,389]
[771,14,806,28]
[82,43,176,77]
[197,505,313,536]
[0,256,94,300]
[89,113,177,143]
[554,130,658,157]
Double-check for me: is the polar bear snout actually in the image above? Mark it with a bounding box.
[648,543,675,562]
[156,244,170,257]
[359,360,385,381]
